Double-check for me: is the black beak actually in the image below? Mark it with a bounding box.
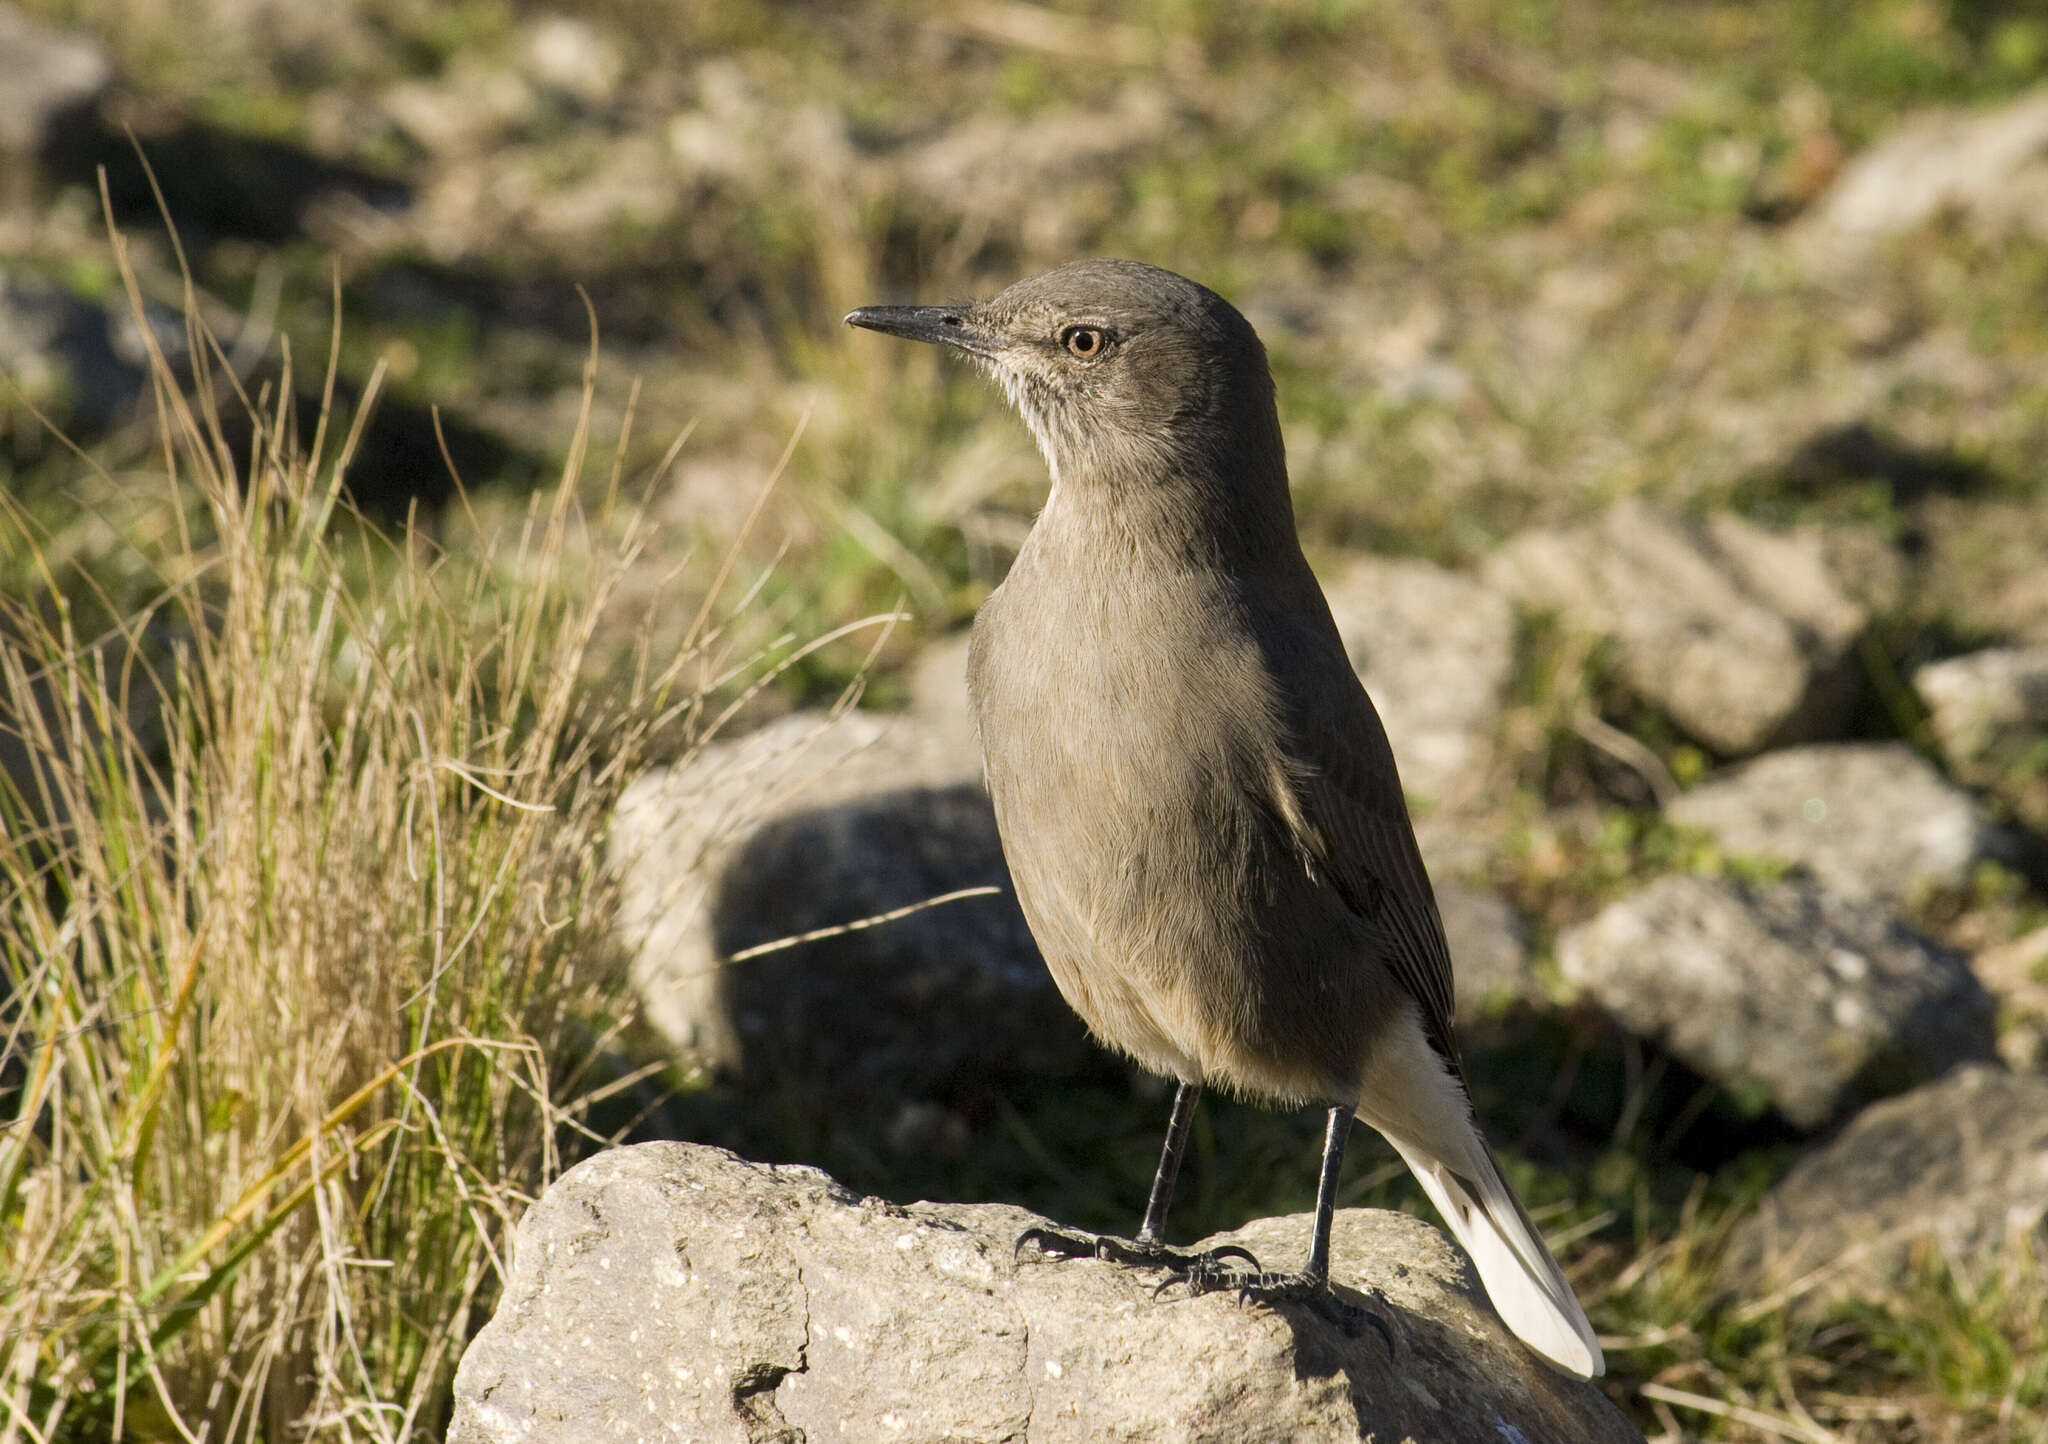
[844,304,998,357]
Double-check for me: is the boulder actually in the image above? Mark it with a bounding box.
[1666,742,2005,906]
[1912,646,2048,768]
[1557,875,1995,1128]
[1483,500,1864,756]
[1323,555,1516,808]
[610,708,1084,1096]
[449,1141,1642,1444]
[1722,1065,2048,1310]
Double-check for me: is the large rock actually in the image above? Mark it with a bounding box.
[611,708,1083,1097]
[1666,742,2005,906]
[1484,500,1864,756]
[1722,1066,2048,1310]
[1557,875,1995,1128]
[1323,555,1516,807]
[1913,646,2048,768]
[449,1142,1641,1444]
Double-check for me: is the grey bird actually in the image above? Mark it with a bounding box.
[846,259,1603,1379]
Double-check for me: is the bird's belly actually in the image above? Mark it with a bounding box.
[972,608,1373,1100]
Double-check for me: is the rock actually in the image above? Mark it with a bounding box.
[1438,882,1534,1020]
[1804,88,2048,253]
[0,6,111,191]
[1666,742,2005,906]
[519,14,625,108]
[1913,647,2048,768]
[449,1142,1641,1444]
[1323,555,1515,807]
[610,708,1084,1096]
[1484,500,1865,756]
[1722,1066,2048,1310]
[1557,875,1995,1128]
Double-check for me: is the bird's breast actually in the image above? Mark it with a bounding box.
[969,553,1285,939]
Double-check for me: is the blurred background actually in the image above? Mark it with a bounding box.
[4,1,2048,1439]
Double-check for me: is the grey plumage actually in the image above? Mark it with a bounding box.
[847,259,1602,1378]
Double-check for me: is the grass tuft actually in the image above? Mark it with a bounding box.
[0,210,732,1441]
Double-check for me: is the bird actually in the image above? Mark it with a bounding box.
[845,259,1603,1379]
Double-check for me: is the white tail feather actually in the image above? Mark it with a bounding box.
[1356,1008,1603,1378]
[1385,1134,1604,1378]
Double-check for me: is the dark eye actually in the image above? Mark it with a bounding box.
[1061,325,1108,359]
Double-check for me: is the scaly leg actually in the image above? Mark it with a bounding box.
[1164,1104,1390,1346]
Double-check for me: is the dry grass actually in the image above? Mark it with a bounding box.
[0,207,734,1440]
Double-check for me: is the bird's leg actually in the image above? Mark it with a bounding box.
[1015,1082,1260,1272]
[1296,1101,1351,1285]
[1162,1104,1391,1347]
[1136,1077,1200,1246]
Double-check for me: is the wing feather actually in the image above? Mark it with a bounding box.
[1253,618,1465,1075]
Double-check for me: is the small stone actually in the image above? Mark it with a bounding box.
[1557,875,1995,1128]
[520,14,625,107]
[1667,741,2006,906]
[1722,1065,2048,1309]
[1912,647,2048,768]
[1803,88,2048,253]
[382,59,535,157]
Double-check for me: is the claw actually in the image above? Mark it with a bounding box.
[1013,1225,1098,1262]
[1013,1225,1264,1277]
[1157,1257,1397,1354]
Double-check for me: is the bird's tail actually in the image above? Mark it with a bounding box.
[1381,1130,1604,1379]
[1356,1013,1603,1377]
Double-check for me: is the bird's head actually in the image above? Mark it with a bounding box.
[846,260,1285,503]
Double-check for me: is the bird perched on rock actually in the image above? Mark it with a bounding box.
[846,260,1602,1378]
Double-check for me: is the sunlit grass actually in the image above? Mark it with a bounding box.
[0,212,747,1440]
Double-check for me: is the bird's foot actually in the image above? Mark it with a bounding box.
[1160,1258,1395,1351]
[1013,1225,1260,1274]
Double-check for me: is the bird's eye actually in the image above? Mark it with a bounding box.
[1061,326,1108,359]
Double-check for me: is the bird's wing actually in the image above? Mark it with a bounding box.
[1257,635,1465,1076]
